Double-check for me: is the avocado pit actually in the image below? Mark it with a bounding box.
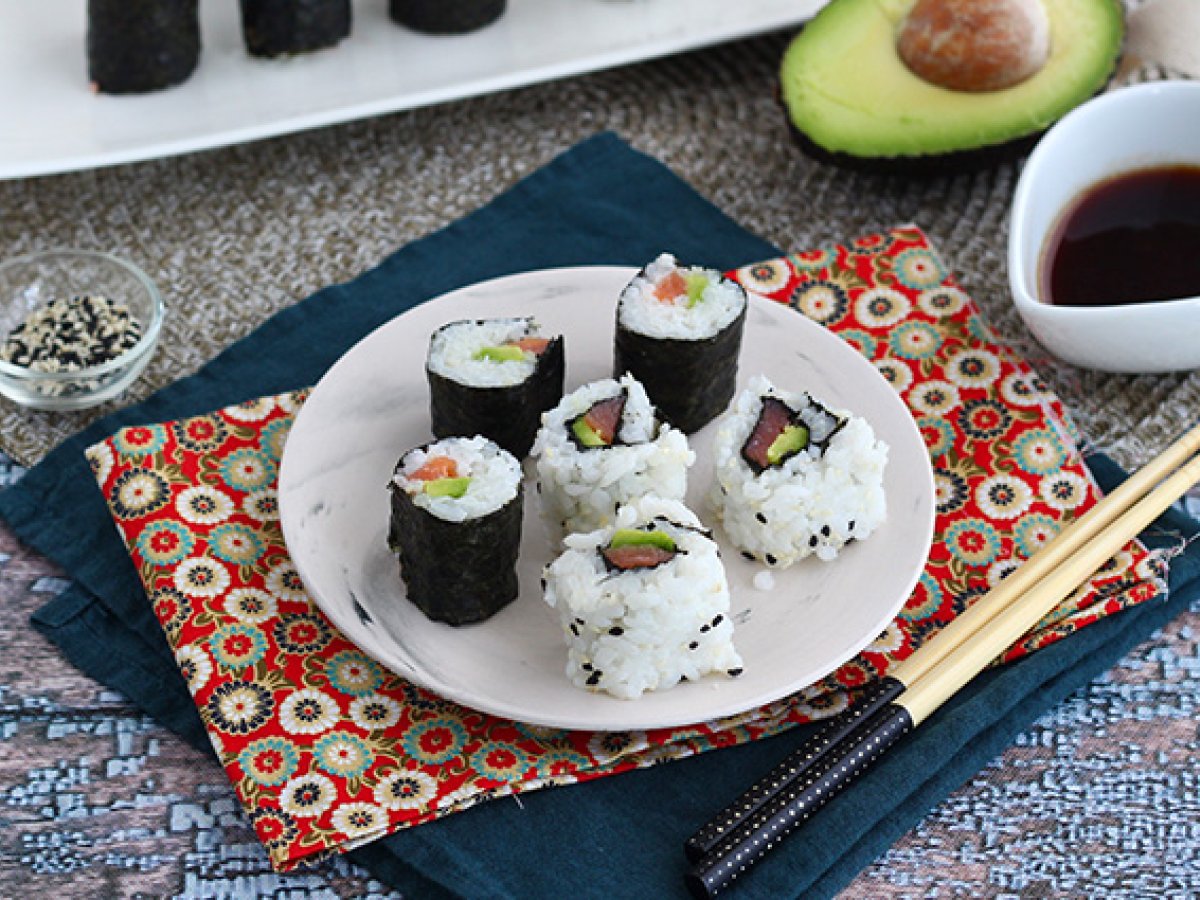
[897,0,1051,92]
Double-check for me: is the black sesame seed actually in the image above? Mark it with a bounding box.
[741,551,755,562]
[581,662,593,671]
[756,512,767,524]
[569,623,579,636]
[809,535,819,548]
[821,525,831,537]
[712,614,724,626]
[848,520,856,531]
[700,624,710,633]
[765,553,777,566]
[688,641,699,650]
[727,667,743,677]
[586,671,602,686]
[608,626,624,636]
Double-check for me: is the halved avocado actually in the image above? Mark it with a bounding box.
[780,0,1124,172]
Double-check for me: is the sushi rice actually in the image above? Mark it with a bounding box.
[542,496,743,700]
[533,373,694,537]
[710,375,888,566]
[394,435,521,521]
[427,317,545,387]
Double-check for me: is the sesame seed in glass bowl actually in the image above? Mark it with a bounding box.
[0,249,164,411]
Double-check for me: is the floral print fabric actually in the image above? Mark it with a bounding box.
[88,227,1164,871]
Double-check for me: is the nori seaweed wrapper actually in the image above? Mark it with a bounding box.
[388,0,507,35]
[87,0,200,95]
[387,468,523,626]
[239,0,351,58]
[428,333,565,458]
[613,298,747,435]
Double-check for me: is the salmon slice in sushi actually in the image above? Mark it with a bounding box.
[614,253,748,433]
[542,496,743,700]
[710,375,888,567]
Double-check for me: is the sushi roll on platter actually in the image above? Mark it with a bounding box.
[710,375,888,567]
[387,436,523,626]
[613,253,748,434]
[389,0,506,34]
[427,317,565,459]
[87,0,201,94]
[533,374,694,537]
[239,0,351,58]
[543,496,743,700]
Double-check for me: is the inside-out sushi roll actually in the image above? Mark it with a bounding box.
[710,375,888,567]
[613,253,748,434]
[387,436,523,625]
[427,318,565,459]
[239,0,351,58]
[388,0,506,34]
[533,373,694,537]
[542,496,743,700]
[87,0,201,94]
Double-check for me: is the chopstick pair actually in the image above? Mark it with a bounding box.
[683,421,1200,898]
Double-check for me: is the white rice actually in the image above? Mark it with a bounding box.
[393,435,521,522]
[617,252,746,340]
[532,374,694,537]
[709,375,888,566]
[427,318,541,387]
[543,496,743,699]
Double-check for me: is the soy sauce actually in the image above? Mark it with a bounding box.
[1042,165,1200,307]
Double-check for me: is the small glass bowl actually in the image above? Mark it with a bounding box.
[0,249,165,411]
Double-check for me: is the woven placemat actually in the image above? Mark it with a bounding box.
[1,27,1195,470]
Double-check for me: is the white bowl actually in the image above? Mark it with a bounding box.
[1008,80,1200,373]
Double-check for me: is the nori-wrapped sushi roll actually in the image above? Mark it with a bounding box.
[613,253,748,434]
[387,436,523,626]
[239,0,351,58]
[427,318,564,459]
[388,0,506,35]
[87,0,200,94]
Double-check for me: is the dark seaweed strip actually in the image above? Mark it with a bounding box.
[388,0,506,34]
[239,0,351,58]
[613,296,747,435]
[87,0,200,94]
[387,475,523,626]
[427,334,564,459]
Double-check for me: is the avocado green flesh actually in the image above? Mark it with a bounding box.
[608,529,677,552]
[780,0,1123,159]
[685,273,709,307]
[474,345,526,362]
[766,424,809,465]
[571,417,606,447]
[424,476,471,498]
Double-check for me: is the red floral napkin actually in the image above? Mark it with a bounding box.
[86,226,1164,871]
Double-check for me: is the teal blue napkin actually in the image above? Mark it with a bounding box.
[4,133,1198,898]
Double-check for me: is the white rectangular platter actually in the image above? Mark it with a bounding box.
[0,0,824,180]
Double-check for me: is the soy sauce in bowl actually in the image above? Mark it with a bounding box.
[1041,165,1200,308]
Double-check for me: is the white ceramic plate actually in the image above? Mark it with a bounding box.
[0,0,824,180]
[278,266,934,731]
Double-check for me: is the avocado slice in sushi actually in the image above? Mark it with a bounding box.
[424,476,471,498]
[474,345,527,363]
[767,424,810,466]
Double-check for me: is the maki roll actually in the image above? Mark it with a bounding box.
[427,318,564,459]
[543,496,743,700]
[387,436,523,625]
[710,375,888,567]
[533,374,694,537]
[87,0,200,94]
[389,0,506,34]
[613,253,748,434]
[239,0,351,58]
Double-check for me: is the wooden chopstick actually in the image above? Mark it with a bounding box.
[684,428,1200,898]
